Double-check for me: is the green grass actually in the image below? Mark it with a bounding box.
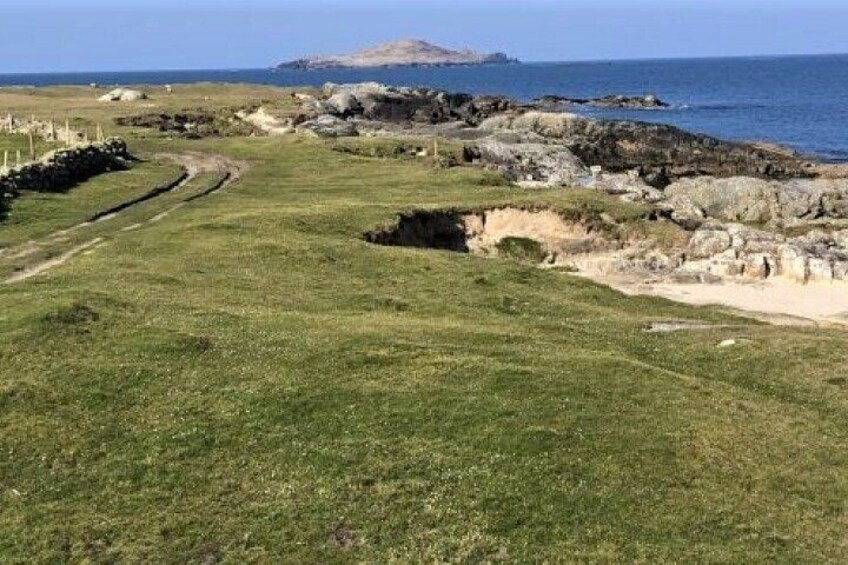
[0,160,182,247]
[0,87,846,562]
[0,133,58,162]
[496,236,547,263]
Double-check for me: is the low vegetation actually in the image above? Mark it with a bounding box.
[0,133,58,162]
[0,85,846,562]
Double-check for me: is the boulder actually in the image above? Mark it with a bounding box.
[326,92,363,117]
[296,115,358,138]
[777,245,809,282]
[808,257,834,281]
[473,139,587,186]
[688,227,732,258]
[98,88,147,102]
[742,253,773,279]
[664,177,778,223]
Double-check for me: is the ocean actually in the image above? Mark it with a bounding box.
[2,54,847,161]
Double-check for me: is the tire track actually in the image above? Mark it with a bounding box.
[2,152,243,284]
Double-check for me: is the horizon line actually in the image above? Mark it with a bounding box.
[2,50,847,77]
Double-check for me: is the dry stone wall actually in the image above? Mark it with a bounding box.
[0,138,129,215]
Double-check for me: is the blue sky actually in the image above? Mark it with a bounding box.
[3,0,848,73]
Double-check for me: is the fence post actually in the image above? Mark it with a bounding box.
[3,151,7,174]
[16,150,21,167]
[28,132,35,161]
[65,119,71,146]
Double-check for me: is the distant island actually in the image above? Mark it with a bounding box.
[276,39,519,70]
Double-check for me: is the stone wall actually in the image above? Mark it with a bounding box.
[0,138,130,215]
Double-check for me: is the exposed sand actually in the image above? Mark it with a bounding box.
[603,277,848,326]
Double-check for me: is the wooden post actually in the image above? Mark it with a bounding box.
[3,151,7,173]
[6,113,12,133]
[28,132,35,160]
[65,119,71,146]
[15,150,21,167]
[83,129,89,144]
[96,123,104,142]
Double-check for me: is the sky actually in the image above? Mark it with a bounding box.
[3,0,848,73]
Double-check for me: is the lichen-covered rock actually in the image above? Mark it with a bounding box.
[478,111,812,184]
[296,115,359,138]
[688,227,733,258]
[473,139,587,186]
[665,177,778,223]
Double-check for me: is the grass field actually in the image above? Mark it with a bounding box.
[0,133,58,164]
[0,86,846,562]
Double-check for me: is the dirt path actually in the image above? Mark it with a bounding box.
[2,152,243,284]
[4,238,104,284]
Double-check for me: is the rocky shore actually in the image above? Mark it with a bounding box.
[226,81,848,298]
[534,94,670,110]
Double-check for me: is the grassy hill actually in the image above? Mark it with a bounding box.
[0,85,846,562]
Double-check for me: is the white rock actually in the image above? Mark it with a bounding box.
[808,257,834,281]
[98,88,147,102]
[743,253,773,279]
[717,339,737,348]
[777,245,809,283]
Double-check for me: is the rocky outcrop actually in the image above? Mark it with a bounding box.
[322,82,515,126]
[662,176,848,227]
[680,223,848,283]
[535,94,670,110]
[366,205,848,285]
[98,88,147,102]
[277,39,518,70]
[470,137,588,186]
[116,110,257,138]
[0,139,130,215]
[296,115,359,138]
[478,112,813,185]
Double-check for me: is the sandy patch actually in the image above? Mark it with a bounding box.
[602,276,848,326]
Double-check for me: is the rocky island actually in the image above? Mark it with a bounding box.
[276,39,518,70]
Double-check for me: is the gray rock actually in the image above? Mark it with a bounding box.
[326,92,363,117]
[296,115,359,138]
[688,227,732,258]
[474,139,587,186]
[478,111,813,184]
[322,82,514,126]
[664,177,778,223]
